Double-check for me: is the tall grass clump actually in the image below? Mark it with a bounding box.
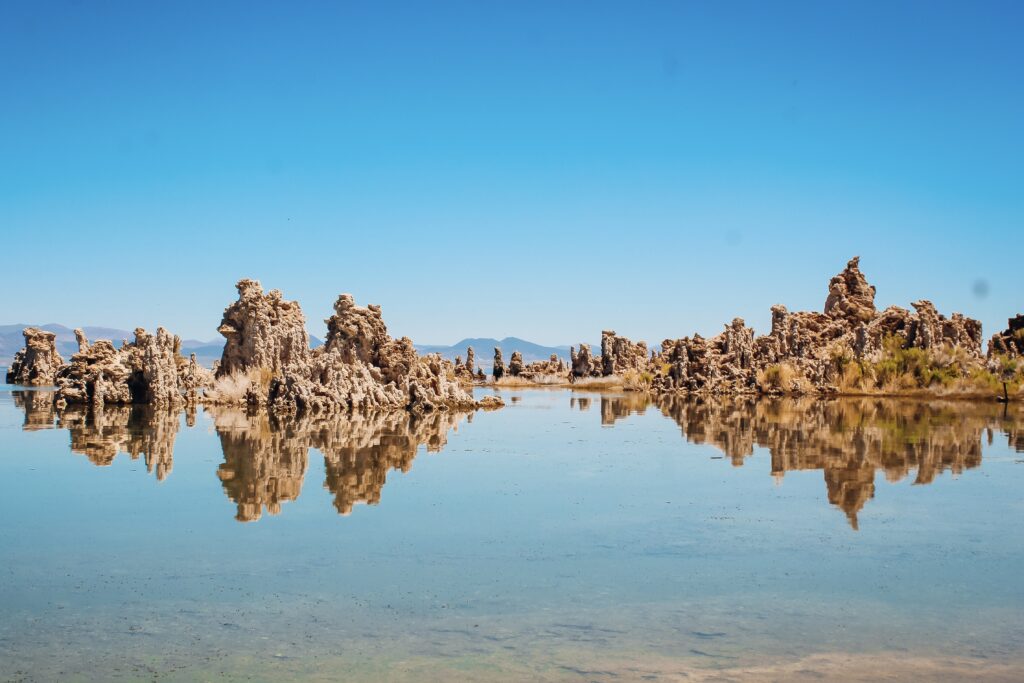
[205,367,275,403]
[620,369,654,392]
[757,362,810,393]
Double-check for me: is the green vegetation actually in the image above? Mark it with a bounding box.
[833,334,1023,398]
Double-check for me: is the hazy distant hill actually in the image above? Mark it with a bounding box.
[0,324,322,369]
[2,324,592,373]
[415,337,598,370]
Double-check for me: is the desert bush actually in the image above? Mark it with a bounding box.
[621,369,654,391]
[205,367,274,403]
[570,376,625,389]
[759,363,796,391]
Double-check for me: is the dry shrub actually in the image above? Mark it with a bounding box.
[621,369,654,391]
[205,367,272,403]
[494,374,569,387]
[570,376,625,389]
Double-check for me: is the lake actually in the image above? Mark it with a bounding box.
[1,386,1022,681]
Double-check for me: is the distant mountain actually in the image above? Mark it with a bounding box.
[2,324,580,373]
[0,323,321,369]
[415,337,598,370]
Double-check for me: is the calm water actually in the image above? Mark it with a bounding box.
[1,387,1022,681]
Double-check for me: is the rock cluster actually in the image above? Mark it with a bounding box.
[6,327,64,385]
[569,332,649,380]
[492,347,506,380]
[577,257,989,395]
[453,346,477,384]
[217,279,309,376]
[213,280,481,415]
[601,330,648,376]
[989,314,1024,359]
[570,344,598,379]
[54,327,206,408]
[522,354,568,377]
[508,351,525,377]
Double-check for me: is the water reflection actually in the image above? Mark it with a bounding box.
[209,407,472,521]
[608,394,1022,529]
[14,389,182,481]
[10,388,1022,528]
[12,390,58,431]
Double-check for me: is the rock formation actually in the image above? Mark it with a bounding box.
[521,354,568,379]
[644,256,987,395]
[508,350,525,377]
[217,279,309,377]
[492,347,505,380]
[988,314,1024,359]
[212,280,483,414]
[823,256,877,323]
[6,328,64,385]
[570,344,599,379]
[454,346,477,384]
[54,327,201,408]
[600,331,648,376]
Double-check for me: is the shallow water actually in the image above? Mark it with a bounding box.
[1,387,1022,681]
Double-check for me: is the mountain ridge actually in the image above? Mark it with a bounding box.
[1,324,588,371]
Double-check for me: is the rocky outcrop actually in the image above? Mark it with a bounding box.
[646,257,986,395]
[217,279,310,377]
[54,327,200,408]
[570,344,598,379]
[454,346,477,384]
[600,331,648,376]
[988,314,1024,359]
[823,256,877,323]
[492,347,505,380]
[6,328,65,385]
[522,354,568,378]
[212,280,484,415]
[508,351,525,377]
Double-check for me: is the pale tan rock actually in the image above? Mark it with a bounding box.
[600,330,648,376]
[570,344,599,379]
[988,314,1024,358]
[6,328,65,385]
[824,256,877,323]
[478,395,505,409]
[644,257,986,396]
[492,347,505,380]
[213,282,484,414]
[508,351,525,377]
[55,326,202,407]
[520,353,568,381]
[217,279,310,377]
[454,346,477,384]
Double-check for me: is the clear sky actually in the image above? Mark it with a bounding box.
[2,1,1021,345]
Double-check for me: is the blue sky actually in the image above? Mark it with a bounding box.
[1,1,1021,345]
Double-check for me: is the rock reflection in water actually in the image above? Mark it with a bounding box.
[12,390,58,431]
[12,389,184,481]
[596,393,1021,529]
[209,407,473,521]
[59,403,184,482]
